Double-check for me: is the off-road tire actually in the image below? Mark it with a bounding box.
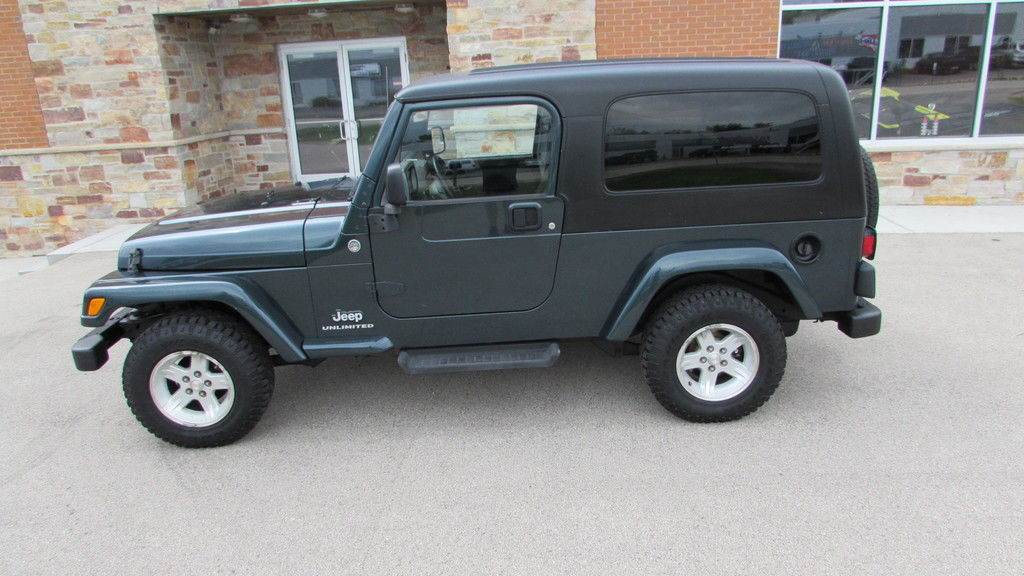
[122,310,274,448]
[860,145,880,227]
[641,285,786,422]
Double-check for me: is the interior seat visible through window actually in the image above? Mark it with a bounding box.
[393,103,554,201]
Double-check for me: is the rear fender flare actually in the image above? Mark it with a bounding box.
[601,246,822,342]
[81,276,306,363]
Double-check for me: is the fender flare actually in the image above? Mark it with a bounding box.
[81,275,307,363]
[601,246,822,342]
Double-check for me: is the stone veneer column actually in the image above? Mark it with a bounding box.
[1,1,182,253]
[445,0,596,71]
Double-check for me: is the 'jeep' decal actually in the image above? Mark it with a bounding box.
[323,310,374,331]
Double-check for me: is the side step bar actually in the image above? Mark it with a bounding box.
[398,342,560,375]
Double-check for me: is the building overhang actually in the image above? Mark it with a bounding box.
[154,0,435,18]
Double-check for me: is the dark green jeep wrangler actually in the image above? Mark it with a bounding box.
[73,60,881,447]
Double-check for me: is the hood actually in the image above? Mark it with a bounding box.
[118,179,354,272]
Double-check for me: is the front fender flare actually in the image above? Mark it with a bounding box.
[81,275,307,363]
[601,246,822,342]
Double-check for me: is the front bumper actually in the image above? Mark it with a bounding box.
[836,297,881,338]
[72,309,133,371]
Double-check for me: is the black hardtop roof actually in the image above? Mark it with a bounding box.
[395,58,827,116]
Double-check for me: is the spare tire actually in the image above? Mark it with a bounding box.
[860,146,880,227]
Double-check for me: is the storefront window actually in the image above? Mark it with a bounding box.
[981,2,1024,135]
[780,8,882,138]
[781,1,1024,140]
[783,1,868,4]
[879,4,988,138]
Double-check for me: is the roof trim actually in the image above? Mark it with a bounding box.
[468,57,792,75]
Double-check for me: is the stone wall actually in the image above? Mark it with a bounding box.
[445,0,596,71]
[871,149,1024,206]
[1,146,189,252]
[195,3,450,185]
[1,0,449,255]
[159,16,226,140]
[19,1,172,147]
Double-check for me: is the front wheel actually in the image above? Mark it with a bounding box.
[641,285,786,422]
[122,310,275,448]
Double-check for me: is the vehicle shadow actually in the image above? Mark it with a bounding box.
[252,331,851,441]
[257,342,660,435]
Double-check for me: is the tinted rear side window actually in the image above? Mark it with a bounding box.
[604,92,821,192]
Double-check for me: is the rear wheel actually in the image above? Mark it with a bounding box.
[122,310,274,448]
[641,285,786,422]
[860,145,880,227]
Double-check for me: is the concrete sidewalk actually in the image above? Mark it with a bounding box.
[875,205,1024,234]
[0,256,48,283]
[45,223,146,264]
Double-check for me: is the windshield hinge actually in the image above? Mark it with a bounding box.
[127,248,143,275]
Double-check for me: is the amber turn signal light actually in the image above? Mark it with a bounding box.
[86,297,106,317]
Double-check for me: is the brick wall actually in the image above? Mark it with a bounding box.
[596,0,779,59]
[0,0,47,149]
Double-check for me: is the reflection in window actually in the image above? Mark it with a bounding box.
[899,38,925,59]
[981,3,1024,135]
[286,52,342,122]
[286,52,345,175]
[394,104,554,201]
[879,5,988,138]
[348,47,404,169]
[781,8,882,138]
[603,92,821,192]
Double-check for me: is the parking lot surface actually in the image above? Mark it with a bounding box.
[1,234,1022,575]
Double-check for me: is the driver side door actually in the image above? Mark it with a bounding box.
[368,98,564,319]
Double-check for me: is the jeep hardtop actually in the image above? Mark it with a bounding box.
[73,59,881,447]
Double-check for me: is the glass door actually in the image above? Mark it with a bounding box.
[280,44,351,183]
[342,41,409,172]
[279,39,409,184]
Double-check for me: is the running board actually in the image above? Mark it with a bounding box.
[398,342,560,375]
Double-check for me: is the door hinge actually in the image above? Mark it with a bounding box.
[365,281,405,297]
[369,213,399,233]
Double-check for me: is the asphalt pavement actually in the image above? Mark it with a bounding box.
[1,233,1022,575]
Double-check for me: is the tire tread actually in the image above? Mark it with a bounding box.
[122,309,274,448]
[640,284,786,422]
[861,145,880,228]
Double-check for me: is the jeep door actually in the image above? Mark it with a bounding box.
[368,97,564,318]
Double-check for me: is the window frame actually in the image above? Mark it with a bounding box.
[376,95,562,206]
[600,89,827,195]
[781,0,1024,145]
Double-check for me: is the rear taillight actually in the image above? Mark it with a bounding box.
[862,227,877,260]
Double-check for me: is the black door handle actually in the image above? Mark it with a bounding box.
[508,202,542,232]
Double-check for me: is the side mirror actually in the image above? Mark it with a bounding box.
[430,126,446,155]
[384,162,409,214]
